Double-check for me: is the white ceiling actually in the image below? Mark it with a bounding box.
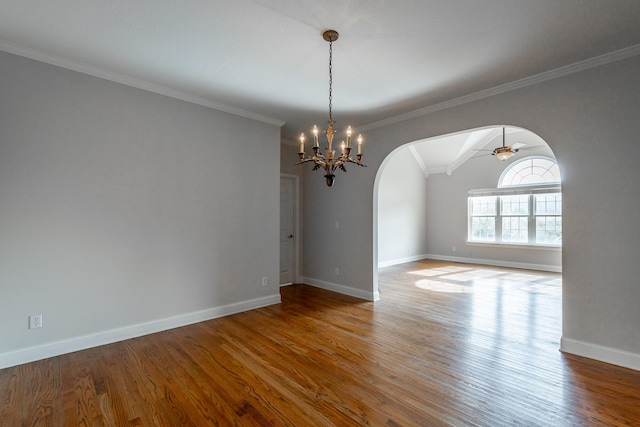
[1,0,640,147]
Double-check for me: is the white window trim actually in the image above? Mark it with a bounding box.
[465,241,562,251]
[468,187,562,248]
[468,184,561,197]
[498,155,561,188]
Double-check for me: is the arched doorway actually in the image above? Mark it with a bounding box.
[373,125,562,298]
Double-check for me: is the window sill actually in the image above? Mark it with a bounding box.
[466,241,561,251]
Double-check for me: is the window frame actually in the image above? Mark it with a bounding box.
[469,196,498,242]
[498,156,561,188]
[467,187,562,247]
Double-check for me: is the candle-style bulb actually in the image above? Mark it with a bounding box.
[346,126,352,136]
[299,133,305,153]
[312,125,319,147]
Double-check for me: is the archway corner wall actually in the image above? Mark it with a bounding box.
[301,53,640,371]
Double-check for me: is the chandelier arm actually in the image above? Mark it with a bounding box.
[340,154,367,167]
[344,156,367,167]
[296,158,315,165]
[309,159,327,167]
[296,154,327,166]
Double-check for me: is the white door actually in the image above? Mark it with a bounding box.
[280,176,295,285]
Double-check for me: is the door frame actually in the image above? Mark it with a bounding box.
[280,173,301,285]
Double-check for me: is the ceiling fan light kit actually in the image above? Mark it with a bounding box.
[296,29,366,187]
[493,127,518,160]
[494,147,515,161]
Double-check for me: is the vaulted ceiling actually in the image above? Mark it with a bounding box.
[1,0,639,143]
[406,127,554,177]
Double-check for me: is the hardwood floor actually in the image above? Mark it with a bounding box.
[2,259,640,426]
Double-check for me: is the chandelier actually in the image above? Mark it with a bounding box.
[297,29,366,187]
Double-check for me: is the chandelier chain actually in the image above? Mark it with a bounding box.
[328,39,333,125]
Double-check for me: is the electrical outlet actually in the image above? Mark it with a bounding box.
[261,277,268,287]
[29,314,43,329]
[335,267,339,275]
[452,246,457,252]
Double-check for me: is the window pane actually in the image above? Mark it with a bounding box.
[471,217,495,241]
[501,169,519,187]
[536,217,562,244]
[501,195,529,215]
[470,196,496,216]
[535,193,562,215]
[502,217,528,243]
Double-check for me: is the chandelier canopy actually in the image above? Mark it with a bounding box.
[296,29,366,187]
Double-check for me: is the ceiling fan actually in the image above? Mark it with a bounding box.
[475,127,526,161]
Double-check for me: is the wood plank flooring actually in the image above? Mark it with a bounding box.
[2,259,640,426]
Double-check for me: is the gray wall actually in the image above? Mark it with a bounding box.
[377,148,429,266]
[0,52,281,364]
[302,54,640,368]
[280,143,305,180]
[301,153,374,299]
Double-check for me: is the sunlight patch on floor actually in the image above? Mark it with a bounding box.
[407,264,561,294]
[501,273,546,282]
[409,266,472,277]
[415,279,474,293]
[538,277,562,286]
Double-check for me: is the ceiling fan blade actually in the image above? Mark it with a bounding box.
[517,145,546,151]
[471,129,549,161]
[471,153,494,159]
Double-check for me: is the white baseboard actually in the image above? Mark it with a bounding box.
[302,277,379,301]
[421,254,562,273]
[378,254,430,268]
[561,337,640,371]
[0,294,281,370]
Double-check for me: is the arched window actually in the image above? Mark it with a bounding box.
[499,156,561,187]
[468,156,562,247]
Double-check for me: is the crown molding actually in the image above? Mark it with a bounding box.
[359,44,640,133]
[0,40,286,128]
[3,38,638,133]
